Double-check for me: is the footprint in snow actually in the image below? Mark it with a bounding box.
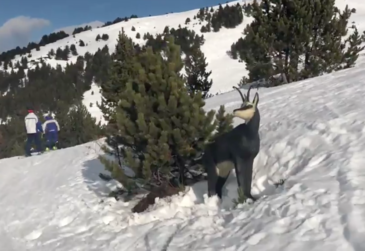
[58,216,75,227]
[102,215,115,225]
[247,232,267,245]
[25,230,42,240]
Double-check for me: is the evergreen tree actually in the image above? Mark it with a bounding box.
[233,0,365,84]
[55,102,102,148]
[48,49,55,57]
[184,47,212,98]
[21,57,28,68]
[102,34,109,41]
[55,48,63,60]
[63,46,70,60]
[100,34,216,190]
[207,3,243,32]
[0,115,27,158]
[70,44,78,56]
[99,29,135,123]
[212,105,233,141]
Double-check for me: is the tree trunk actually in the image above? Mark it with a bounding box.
[131,185,181,213]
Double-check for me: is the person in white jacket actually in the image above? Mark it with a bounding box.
[24,107,43,156]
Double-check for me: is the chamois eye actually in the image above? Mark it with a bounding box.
[242,104,252,108]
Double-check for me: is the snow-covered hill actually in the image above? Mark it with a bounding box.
[1,52,365,250]
[1,0,250,124]
[1,0,365,125]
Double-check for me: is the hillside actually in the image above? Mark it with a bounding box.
[4,1,249,94]
[0,0,250,125]
[1,0,365,123]
[1,58,365,249]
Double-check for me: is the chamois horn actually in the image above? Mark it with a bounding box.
[246,85,253,101]
[233,86,246,102]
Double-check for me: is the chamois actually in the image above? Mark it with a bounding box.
[202,85,260,201]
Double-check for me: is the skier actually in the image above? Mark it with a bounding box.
[24,107,43,156]
[42,115,60,151]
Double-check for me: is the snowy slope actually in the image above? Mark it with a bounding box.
[2,0,365,125]
[82,83,105,125]
[1,52,365,250]
[1,0,249,124]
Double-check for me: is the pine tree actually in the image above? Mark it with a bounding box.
[10,141,23,156]
[63,46,70,60]
[99,29,135,123]
[163,26,170,33]
[48,49,55,57]
[70,44,78,56]
[100,34,216,190]
[55,48,64,60]
[212,105,233,140]
[21,57,28,68]
[234,0,365,84]
[102,34,109,41]
[0,115,27,158]
[55,102,102,148]
[184,47,212,99]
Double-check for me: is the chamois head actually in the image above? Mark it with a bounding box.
[232,85,259,122]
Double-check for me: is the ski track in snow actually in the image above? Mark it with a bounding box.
[0,59,364,250]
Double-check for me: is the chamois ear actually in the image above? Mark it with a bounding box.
[252,92,259,106]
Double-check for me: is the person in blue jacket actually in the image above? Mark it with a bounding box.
[24,107,43,156]
[42,115,60,151]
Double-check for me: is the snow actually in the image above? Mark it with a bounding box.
[82,83,104,124]
[1,48,365,250]
[1,0,365,250]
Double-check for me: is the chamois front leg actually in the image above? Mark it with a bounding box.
[203,151,218,198]
[235,156,256,202]
[243,157,256,201]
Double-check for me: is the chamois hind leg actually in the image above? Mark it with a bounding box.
[203,151,218,198]
[235,156,256,201]
[215,172,231,199]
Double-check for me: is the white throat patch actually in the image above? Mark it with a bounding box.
[233,102,255,122]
